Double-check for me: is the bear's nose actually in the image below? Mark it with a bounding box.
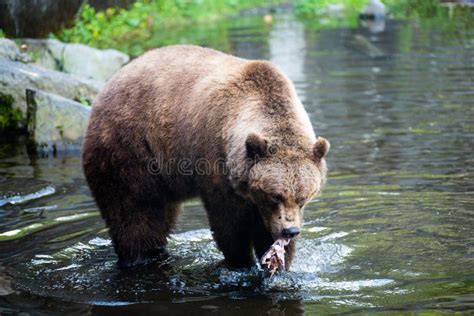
[282,227,300,239]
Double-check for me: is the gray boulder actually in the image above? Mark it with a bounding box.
[0,38,30,62]
[0,59,102,126]
[26,89,91,154]
[20,39,129,81]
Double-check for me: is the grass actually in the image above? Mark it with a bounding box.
[55,0,282,56]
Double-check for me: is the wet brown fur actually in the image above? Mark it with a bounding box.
[82,45,329,269]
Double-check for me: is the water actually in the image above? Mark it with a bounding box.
[1,12,473,315]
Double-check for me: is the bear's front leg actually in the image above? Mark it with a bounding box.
[203,196,255,269]
[212,226,255,269]
[284,239,297,270]
[253,221,275,263]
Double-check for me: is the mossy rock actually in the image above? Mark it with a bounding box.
[25,89,91,155]
[0,92,23,130]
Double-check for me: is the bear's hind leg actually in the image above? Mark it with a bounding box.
[107,201,180,269]
[283,239,296,270]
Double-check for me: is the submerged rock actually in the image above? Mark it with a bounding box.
[25,89,91,154]
[0,59,102,126]
[0,265,14,296]
[20,39,129,81]
[350,34,385,58]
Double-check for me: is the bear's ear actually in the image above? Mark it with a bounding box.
[246,133,268,160]
[313,137,330,162]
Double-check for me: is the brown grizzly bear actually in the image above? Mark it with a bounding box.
[82,45,329,270]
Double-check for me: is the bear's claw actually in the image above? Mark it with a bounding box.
[117,247,168,269]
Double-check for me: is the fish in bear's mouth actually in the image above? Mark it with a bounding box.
[261,238,290,276]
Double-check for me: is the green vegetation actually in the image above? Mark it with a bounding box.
[0,92,22,130]
[56,0,281,56]
[386,0,474,24]
[295,0,464,18]
[385,0,447,18]
[294,0,367,29]
[295,0,474,28]
[55,0,473,56]
[56,125,64,138]
[25,50,41,63]
[295,0,366,18]
[75,96,92,106]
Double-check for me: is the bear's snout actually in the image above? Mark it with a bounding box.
[267,207,303,240]
[282,227,300,239]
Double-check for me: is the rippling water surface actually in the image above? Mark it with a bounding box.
[0,12,473,315]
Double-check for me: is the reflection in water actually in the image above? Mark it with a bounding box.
[0,12,473,315]
[269,15,307,95]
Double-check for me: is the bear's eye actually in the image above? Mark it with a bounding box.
[269,193,283,205]
[297,198,307,208]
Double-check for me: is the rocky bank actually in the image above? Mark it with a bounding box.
[0,38,129,154]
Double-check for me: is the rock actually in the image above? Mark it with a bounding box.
[361,18,386,34]
[26,89,91,154]
[0,38,30,62]
[0,265,14,296]
[0,59,102,126]
[360,0,386,20]
[19,39,129,81]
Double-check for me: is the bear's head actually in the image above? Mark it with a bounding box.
[237,133,330,241]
